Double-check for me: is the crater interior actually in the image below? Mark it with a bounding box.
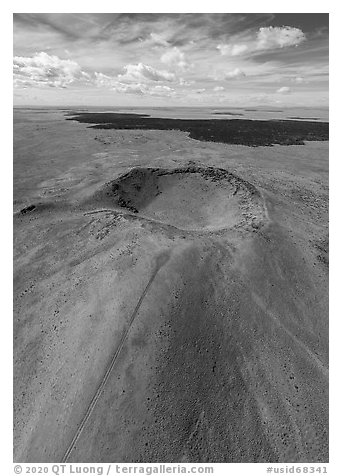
[95,166,264,232]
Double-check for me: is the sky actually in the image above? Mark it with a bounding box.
[13,13,329,107]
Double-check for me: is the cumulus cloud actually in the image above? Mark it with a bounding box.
[13,52,89,88]
[114,84,176,97]
[94,72,144,94]
[114,83,146,95]
[217,43,248,56]
[150,33,170,47]
[148,85,176,97]
[94,71,176,96]
[257,26,306,50]
[94,72,116,88]
[117,63,175,83]
[161,47,190,71]
[225,68,246,80]
[217,26,305,58]
[277,86,291,94]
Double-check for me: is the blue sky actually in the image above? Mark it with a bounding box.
[13,13,329,107]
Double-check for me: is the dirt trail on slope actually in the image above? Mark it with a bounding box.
[62,221,328,463]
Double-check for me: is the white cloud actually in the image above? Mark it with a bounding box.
[257,26,306,50]
[94,72,176,97]
[217,43,248,56]
[148,85,176,97]
[293,76,305,83]
[161,47,190,71]
[150,33,170,47]
[214,86,224,91]
[117,63,175,83]
[217,26,305,59]
[13,52,89,88]
[95,72,145,95]
[225,68,246,80]
[114,83,146,95]
[277,86,291,94]
[94,72,115,87]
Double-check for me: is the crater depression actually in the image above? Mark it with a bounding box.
[88,166,265,233]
